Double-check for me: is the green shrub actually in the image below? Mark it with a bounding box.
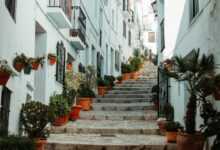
[130,57,142,71]
[97,77,108,86]
[20,101,49,138]
[117,76,122,81]
[0,136,35,150]
[49,94,70,121]
[104,75,115,87]
[78,84,96,98]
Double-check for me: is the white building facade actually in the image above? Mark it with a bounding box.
[154,0,220,128]
[0,0,142,135]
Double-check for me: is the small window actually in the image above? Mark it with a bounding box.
[128,30,131,46]
[190,0,199,21]
[160,20,165,52]
[123,21,126,38]
[115,51,120,71]
[56,42,66,84]
[99,30,102,47]
[5,0,16,21]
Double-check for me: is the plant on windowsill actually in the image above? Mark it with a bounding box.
[0,60,16,85]
[20,101,50,150]
[13,53,27,72]
[48,53,56,65]
[164,49,220,150]
[49,94,70,126]
[165,121,183,143]
[97,77,108,96]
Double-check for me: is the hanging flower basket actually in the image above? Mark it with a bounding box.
[30,57,45,70]
[24,65,32,75]
[0,60,16,85]
[13,54,27,72]
[31,62,40,70]
[48,53,56,65]
[66,63,72,70]
[0,71,10,85]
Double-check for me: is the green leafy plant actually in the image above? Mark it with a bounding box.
[164,49,220,134]
[20,101,49,138]
[0,136,35,150]
[117,76,122,81]
[97,77,108,86]
[49,94,70,121]
[104,75,115,87]
[0,60,16,76]
[78,84,96,98]
[130,57,142,71]
[82,65,97,89]
[133,48,141,57]
[165,121,183,132]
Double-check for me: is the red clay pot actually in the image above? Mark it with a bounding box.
[32,62,40,70]
[78,97,92,111]
[166,131,177,143]
[177,132,204,150]
[69,105,82,120]
[35,138,47,150]
[53,115,69,126]
[14,62,24,72]
[48,57,56,65]
[122,73,130,80]
[67,63,72,70]
[98,86,108,96]
[130,72,138,80]
[0,72,10,85]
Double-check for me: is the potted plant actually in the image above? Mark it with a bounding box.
[116,76,123,84]
[164,49,220,150]
[48,53,56,65]
[49,94,70,126]
[20,101,49,150]
[13,54,27,72]
[78,84,96,111]
[130,56,142,79]
[121,63,131,80]
[97,77,108,96]
[0,60,16,85]
[104,75,115,91]
[66,62,73,70]
[64,71,83,121]
[165,121,183,143]
[30,57,44,70]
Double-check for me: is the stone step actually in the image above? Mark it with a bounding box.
[122,81,156,85]
[92,102,154,111]
[107,90,149,94]
[112,87,152,92]
[116,84,153,88]
[51,120,159,135]
[94,97,151,103]
[80,110,157,121]
[103,93,152,98]
[46,134,170,150]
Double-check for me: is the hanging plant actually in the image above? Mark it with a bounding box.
[13,53,27,72]
[48,53,56,65]
[30,57,44,70]
[66,62,72,71]
[0,60,16,85]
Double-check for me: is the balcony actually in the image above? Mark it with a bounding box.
[47,0,72,29]
[69,6,86,50]
[128,10,135,28]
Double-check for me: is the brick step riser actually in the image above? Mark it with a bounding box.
[45,143,165,150]
[92,105,155,111]
[94,99,151,103]
[51,128,159,135]
[80,115,157,121]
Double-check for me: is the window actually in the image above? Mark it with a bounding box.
[160,19,165,51]
[56,42,66,84]
[123,21,126,38]
[148,32,155,43]
[128,30,131,46]
[190,0,199,21]
[5,0,16,21]
[115,51,120,71]
[99,30,102,47]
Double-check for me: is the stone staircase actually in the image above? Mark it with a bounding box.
[45,62,173,150]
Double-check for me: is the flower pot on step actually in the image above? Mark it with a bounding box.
[122,73,130,80]
[166,131,177,143]
[35,138,47,150]
[52,115,69,126]
[130,72,138,80]
[177,132,204,150]
[78,97,92,111]
[98,86,107,96]
[0,72,10,85]
[69,105,82,120]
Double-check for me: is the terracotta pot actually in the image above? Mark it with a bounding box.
[67,63,72,70]
[48,57,56,65]
[35,138,47,150]
[69,105,82,121]
[177,132,204,150]
[78,97,92,111]
[98,86,107,96]
[53,115,69,126]
[166,131,177,143]
[130,72,138,80]
[0,72,10,85]
[122,73,130,80]
[32,62,40,70]
[14,62,24,72]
